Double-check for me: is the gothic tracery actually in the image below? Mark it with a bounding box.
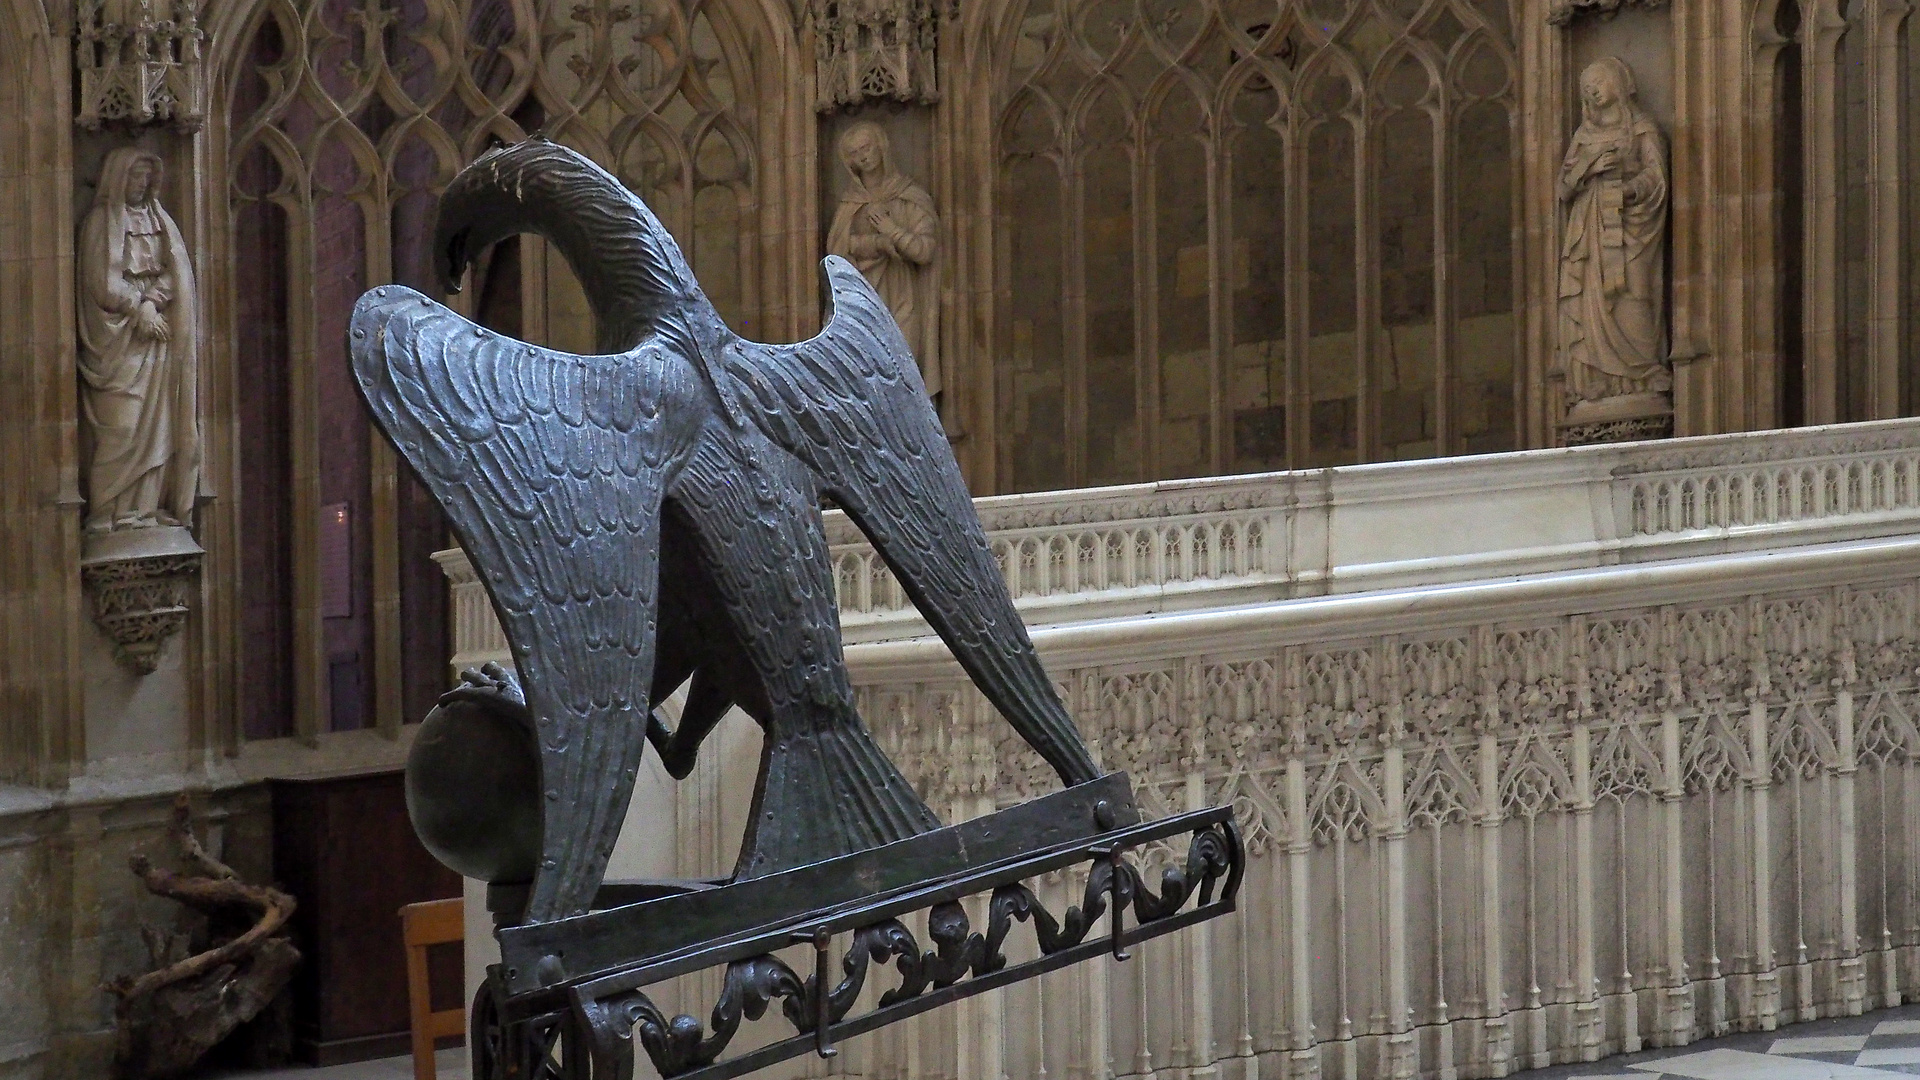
[995,0,1521,491]
[224,0,773,738]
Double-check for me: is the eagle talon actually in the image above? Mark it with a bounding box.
[450,661,524,704]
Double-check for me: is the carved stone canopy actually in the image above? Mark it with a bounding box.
[81,525,203,673]
[73,0,207,132]
[809,0,954,112]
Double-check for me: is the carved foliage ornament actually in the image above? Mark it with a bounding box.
[73,0,207,131]
[879,582,1920,828]
[80,528,203,673]
[809,0,954,112]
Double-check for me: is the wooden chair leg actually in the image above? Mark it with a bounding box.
[406,930,437,1080]
[403,897,463,1080]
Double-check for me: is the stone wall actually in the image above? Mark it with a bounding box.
[0,784,272,1080]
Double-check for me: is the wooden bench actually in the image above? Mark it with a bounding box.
[400,897,465,1080]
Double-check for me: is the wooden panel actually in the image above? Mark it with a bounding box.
[272,770,462,1065]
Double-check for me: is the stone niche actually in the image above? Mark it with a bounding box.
[73,132,205,675]
[1554,8,1678,447]
[818,105,947,424]
[1568,5,1673,134]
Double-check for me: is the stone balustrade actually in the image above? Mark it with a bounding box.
[840,417,1920,643]
[439,417,1920,1080]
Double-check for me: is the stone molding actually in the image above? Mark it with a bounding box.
[1562,393,1677,447]
[442,418,1920,663]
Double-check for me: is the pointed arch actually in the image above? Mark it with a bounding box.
[1370,39,1443,106]
[1447,28,1517,96]
[1309,755,1391,843]
[208,0,810,745]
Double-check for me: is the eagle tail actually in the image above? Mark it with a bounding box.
[734,719,940,880]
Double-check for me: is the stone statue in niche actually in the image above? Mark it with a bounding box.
[79,146,202,533]
[827,121,943,409]
[1555,57,1672,445]
[76,146,205,673]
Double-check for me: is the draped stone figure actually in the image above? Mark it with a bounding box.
[1556,57,1670,424]
[827,121,942,405]
[78,147,200,533]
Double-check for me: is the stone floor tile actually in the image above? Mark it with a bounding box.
[1860,1048,1920,1067]
[1771,1036,1874,1054]
[1627,1048,1890,1078]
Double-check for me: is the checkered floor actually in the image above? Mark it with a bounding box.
[1568,1018,1920,1079]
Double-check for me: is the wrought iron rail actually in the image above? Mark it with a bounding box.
[477,805,1243,1080]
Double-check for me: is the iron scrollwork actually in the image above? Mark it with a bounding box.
[578,955,805,1078]
[561,817,1242,1080]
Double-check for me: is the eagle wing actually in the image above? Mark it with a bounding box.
[720,258,1098,787]
[350,285,699,922]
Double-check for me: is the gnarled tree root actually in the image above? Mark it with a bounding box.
[105,796,301,1080]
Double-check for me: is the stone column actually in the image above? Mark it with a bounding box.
[1660,708,1698,1044]
[1569,718,1602,1058]
[1745,630,1781,1030]
[1476,725,1512,1077]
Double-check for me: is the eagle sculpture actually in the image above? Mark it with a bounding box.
[350,138,1099,926]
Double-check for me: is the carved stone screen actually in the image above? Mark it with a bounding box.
[225,0,765,740]
[994,0,1520,492]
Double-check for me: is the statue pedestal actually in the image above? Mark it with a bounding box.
[1560,392,1673,446]
[80,526,203,673]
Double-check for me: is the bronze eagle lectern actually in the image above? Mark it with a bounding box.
[351,137,1239,1080]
